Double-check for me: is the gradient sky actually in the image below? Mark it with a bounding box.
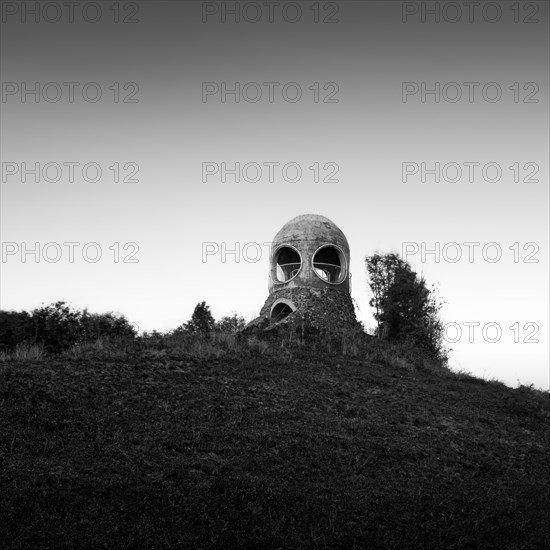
[1,0,548,389]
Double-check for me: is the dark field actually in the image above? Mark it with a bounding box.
[1,347,549,549]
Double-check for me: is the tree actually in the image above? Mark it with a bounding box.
[216,314,246,334]
[365,252,446,360]
[184,301,216,336]
[365,252,404,334]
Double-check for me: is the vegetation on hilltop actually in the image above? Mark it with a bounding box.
[0,335,548,549]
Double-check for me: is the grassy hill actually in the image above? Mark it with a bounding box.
[1,340,549,549]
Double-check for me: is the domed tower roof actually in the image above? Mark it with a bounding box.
[272,214,349,256]
[268,214,351,294]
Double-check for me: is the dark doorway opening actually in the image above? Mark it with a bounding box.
[271,302,294,323]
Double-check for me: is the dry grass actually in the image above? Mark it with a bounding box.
[0,342,44,362]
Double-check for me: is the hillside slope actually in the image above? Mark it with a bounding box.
[1,351,549,549]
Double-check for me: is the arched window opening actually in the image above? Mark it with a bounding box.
[270,302,294,323]
[274,246,301,283]
[313,246,345,284]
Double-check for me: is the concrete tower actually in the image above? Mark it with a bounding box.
[248,214,361,332]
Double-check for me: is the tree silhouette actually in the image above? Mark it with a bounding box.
[185,301,216,336]
[366,252,446,361]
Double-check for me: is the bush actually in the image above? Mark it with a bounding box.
[0,302,137,356]
[0,310,33,352]
[216,314,246,334]
[30,301,82,353]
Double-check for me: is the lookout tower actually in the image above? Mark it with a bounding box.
[248,214,360,331]
[269,213,350,294]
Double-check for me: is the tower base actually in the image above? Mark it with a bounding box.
[246,287,363,335]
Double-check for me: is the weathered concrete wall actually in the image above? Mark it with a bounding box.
[269,214,351,293]
[248,287,362,334]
